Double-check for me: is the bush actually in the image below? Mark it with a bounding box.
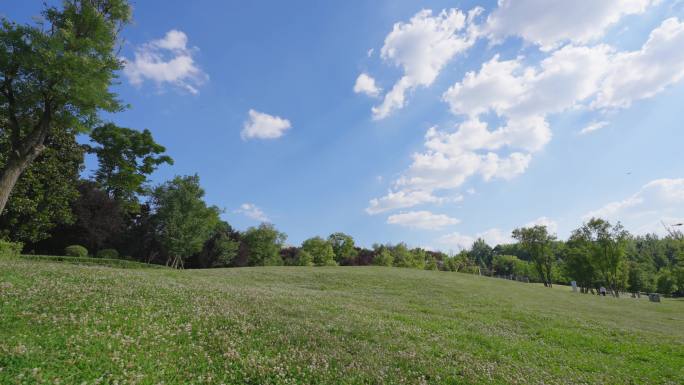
[65,245,88,258]
[96,248,119,259]
[0,240,23,257]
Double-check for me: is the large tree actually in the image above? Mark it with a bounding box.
[0,126,83,244]
[239,223,286,266]
[571,218,629,297]
[151,175,221,269]
[0,0,131,215]
[301,236,336,266]
[470,238,494,270]
[328,232,357,265]
[512,225,556,287]
[88,123,172,211]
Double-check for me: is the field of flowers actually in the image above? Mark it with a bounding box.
[1,258,683,384]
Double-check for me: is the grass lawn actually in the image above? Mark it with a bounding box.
[1,258,682,384]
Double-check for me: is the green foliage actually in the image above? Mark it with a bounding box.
[563,238,596,291]
[0,128,83,243]
[470,238,493,268]
[512,225,556,287]
[424,254,438,270]
[0,0,132,214]
[198,223,240,268]
[296,250,314,266]
[391,243,415,268]
[0,239,22,256]
[656,269,678,295]
[301,237,336,266]
[571,218,630,296]
[88,124,173,210]
[492,254,520,276]
[151,175,221,268]
[627,262,654,294]
[241,223,286,266]
[372,247,393,266]
[96,248,119,259]
[65,245,88,258]
[328,232,357,264]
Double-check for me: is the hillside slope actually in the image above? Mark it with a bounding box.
[1,259,682,384]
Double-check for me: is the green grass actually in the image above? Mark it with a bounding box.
[0,259,682,384]
[16,254,165,269]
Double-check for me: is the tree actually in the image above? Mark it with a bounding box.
[0,0,131,215]
[301,236,336,266]
[296,249,314,266]
[492,254,520,276]
[627,262,653,296]
[88,124,172,210]
[372,246,393,266]
[656,269,677,296]
[563,237,596,293]
[470,238,494,270]
[189,221,240,268]
[151,175,221,268]
[328,232,357,264]
[240,223,286,266]
[34,181,126,255]
[424,253,438,270]
[571,218,630,297]
[391,243,414,268]
[411,248,427,269]
[512,225,556,287]
[0,126,83,244]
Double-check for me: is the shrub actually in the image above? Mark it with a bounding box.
[65,245,88,258]
[0,240,23,257]
[97,248,119,259]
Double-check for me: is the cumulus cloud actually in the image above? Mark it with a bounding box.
[235,203,270,222]
[381,20,684,215]
[371,8,481,119]
[486,0,656,51]
[241,109,292,140]
[123,30,207,94]
[584,179,684,234]
[387,210,460,230]
[594,18,684,109]
[353,73,381,97]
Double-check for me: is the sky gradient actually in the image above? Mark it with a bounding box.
[4,0,684,251]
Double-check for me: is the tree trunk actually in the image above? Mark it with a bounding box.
[0,146,45,216]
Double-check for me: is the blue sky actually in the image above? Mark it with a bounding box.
[5,1,684,250]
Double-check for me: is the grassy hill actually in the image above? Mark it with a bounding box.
[1,258,682,384]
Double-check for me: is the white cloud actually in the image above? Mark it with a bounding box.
[387,210,460,230]
[439,228,513,250]
[235,203,270,222]
[366,189,444,215]
[584,178,684,234]
[371,8,481,119]
[579,121,609,135]
[594,18,684,109]
[525,216,559,234]
[123,30,207,94]
[353,73,381,97]
[241,109,292,140]
[486,0,656,51]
